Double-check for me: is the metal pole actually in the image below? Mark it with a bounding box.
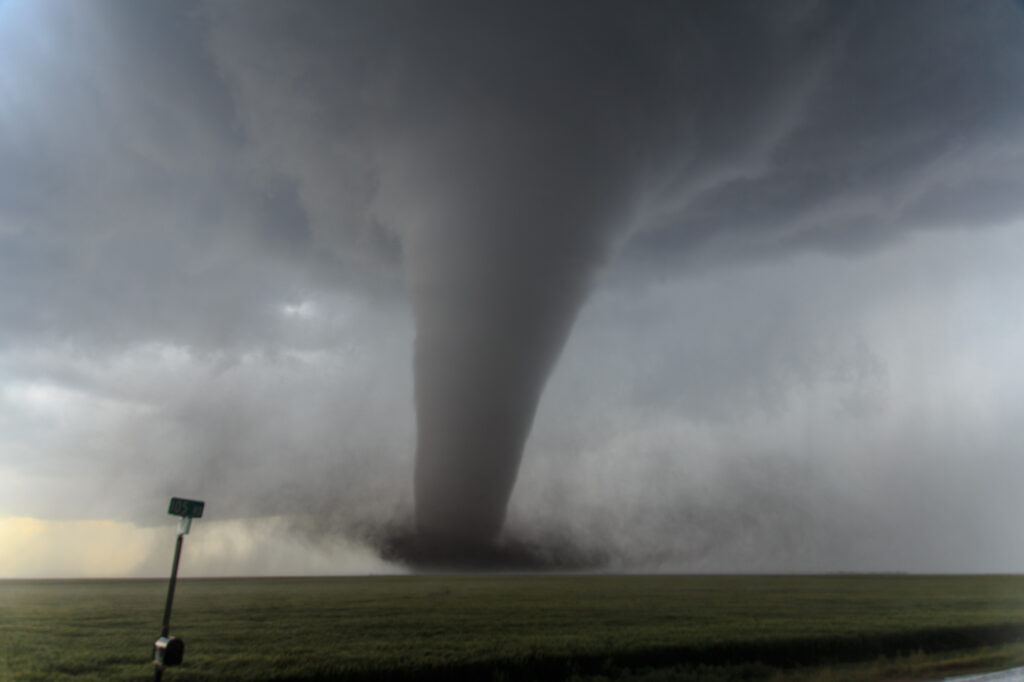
[162,532,184,637]
[155,532,185,681]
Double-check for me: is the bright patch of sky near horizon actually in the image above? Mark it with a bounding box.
[0,517,397,578]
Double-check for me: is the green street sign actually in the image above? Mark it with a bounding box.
[168,497,205,519]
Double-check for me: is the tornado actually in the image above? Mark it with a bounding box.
[335,4,657,563]
[405,151,628,559]
[332,1,842,564]
[380,1,807,563]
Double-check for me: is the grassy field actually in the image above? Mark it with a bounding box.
[2,574,1024,681]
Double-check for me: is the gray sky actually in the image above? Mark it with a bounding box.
[2,0,1024,576]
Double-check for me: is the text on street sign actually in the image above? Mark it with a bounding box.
[168,497,205,518]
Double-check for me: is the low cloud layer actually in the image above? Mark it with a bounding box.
[1,1,1023,574]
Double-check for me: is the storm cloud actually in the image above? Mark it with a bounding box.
[1,0,1024,574]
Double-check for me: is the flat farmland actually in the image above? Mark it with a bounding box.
[2,574,1024,681]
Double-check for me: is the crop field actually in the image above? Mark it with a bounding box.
[2,574,1024,681]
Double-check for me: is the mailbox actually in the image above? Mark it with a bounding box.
[153,636,185,667]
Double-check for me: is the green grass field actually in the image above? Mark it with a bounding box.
[2,575,1024,681]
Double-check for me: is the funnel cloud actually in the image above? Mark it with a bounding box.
[399,81,635,552]
[350,1,844,559]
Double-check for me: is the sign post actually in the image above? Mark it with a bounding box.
[154,497,204,681]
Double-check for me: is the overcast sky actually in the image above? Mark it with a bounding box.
[2,0,1024,577]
